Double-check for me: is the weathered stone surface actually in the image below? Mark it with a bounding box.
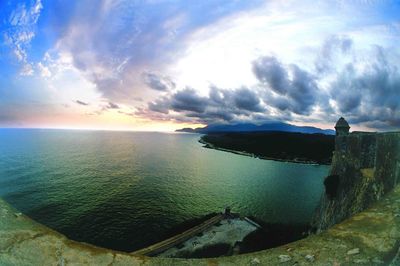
[312,132,400,231]
[278,254,291,262]
[347,248,360,255]
[305,254,315,262]
[1,185,400,265]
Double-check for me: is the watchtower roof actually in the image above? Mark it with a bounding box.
[335,117,350,129]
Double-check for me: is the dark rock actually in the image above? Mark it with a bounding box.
[324,175,340,199]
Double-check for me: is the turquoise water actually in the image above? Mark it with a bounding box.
[0,129,328,251]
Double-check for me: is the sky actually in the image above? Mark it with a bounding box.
[0,0,399,132]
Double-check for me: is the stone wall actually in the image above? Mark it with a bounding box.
[312,131,400,231]
[3,185,400,265]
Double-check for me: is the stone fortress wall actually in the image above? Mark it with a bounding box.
[312,118,400,231]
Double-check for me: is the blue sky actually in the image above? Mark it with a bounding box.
[0,0,399,131]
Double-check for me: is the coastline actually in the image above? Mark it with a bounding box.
[198,138,329,166]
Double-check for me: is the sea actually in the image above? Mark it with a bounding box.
[0,129,329,251]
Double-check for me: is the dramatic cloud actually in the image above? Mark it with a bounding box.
[146,86,265,124]
[106,102,120,109]
[148,97,170,114]
[50,0,261,103]
[143,72,176,91]
[329,46,400,127]
[170,88,208,113]
[233,88,264,112]
[316,35,353,73]
[253,56,317,115]
[1,1,400,130]
[141,35,400,130]
[75,100,89,106]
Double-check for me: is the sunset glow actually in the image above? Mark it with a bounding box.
[1,1,399,131]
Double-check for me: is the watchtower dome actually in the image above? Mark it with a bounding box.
[335,117,350,136]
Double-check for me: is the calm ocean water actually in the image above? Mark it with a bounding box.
[0,129,329,251]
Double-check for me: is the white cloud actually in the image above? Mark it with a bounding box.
[37,62,51,78]
[4,0,399,130]
[20,63,34,76]
[4,0,43,76]
[170,2,344,94]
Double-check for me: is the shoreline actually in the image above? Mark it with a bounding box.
[198,138,330,166]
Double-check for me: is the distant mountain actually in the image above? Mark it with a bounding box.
[176,122,335,135]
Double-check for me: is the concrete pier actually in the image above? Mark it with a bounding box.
[131,214,224,256]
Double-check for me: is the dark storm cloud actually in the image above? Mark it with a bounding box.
[208,86,264,113]
[143,72,176,91]
[148,97,171,114]
[330,46,400,126]
[252,56,317,115]
[106,102,120,109]
[171,88,208,113]
[253,56,288,94]
[54,0,263,102]
[330,64,362,113]
[146,86,265,124]
[233,87,264,112]
[316,35,353,73]
[139,35,399,130]
[75,100,89,106]
[199,109,235,121]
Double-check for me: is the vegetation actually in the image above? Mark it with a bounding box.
[201,131,334,164]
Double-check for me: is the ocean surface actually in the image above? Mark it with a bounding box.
[0,129,329,252]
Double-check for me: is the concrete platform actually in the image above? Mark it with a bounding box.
[158,217,259,258]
